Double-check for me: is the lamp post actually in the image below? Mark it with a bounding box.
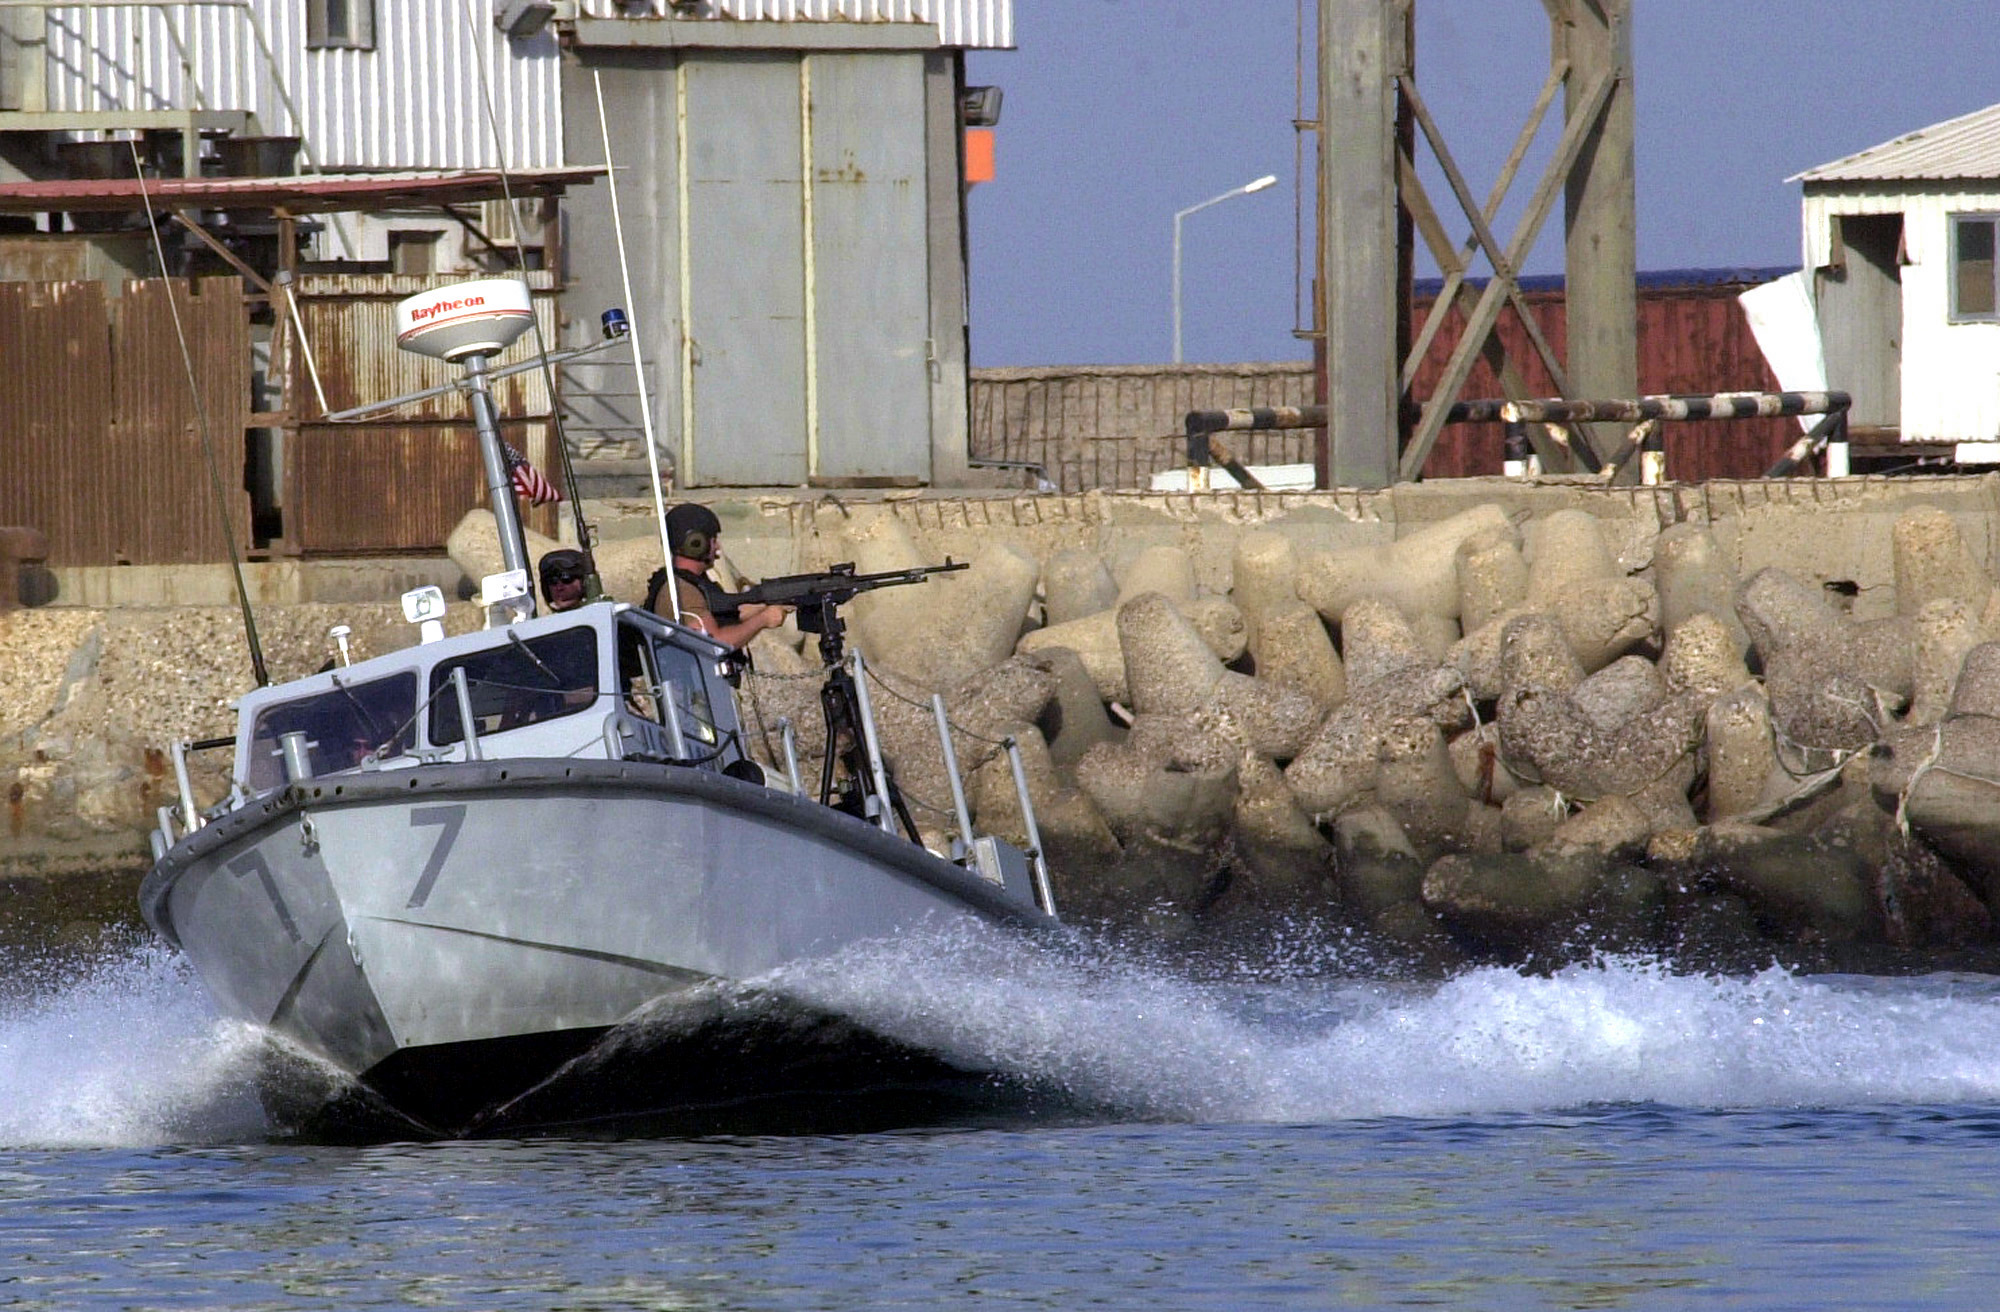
[1172,174,1278,364]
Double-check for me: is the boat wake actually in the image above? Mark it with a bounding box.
[10,927,2000,1145]
[757,922,2000,1123]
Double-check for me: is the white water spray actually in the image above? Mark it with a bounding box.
[0,947,267,1148]
[769,925,2000,1123]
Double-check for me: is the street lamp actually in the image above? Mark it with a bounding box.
[1172,174,1278,364]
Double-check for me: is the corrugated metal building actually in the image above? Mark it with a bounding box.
[0,277,252,567]
[1793,101,2000,454]
[36,1,561,169]
[0,0,1015,568]
[560,2,1014,488]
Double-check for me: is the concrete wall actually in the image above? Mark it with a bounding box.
[22,476,2000,617]
[694,476,2000,626]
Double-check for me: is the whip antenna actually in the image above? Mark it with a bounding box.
[592,69,679,618]
[130,142,270,687]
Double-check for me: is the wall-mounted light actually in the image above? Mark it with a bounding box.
[961,85,1003,128]
[495,0,555,38]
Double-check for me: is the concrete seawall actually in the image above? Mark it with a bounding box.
[13,475,2000,970]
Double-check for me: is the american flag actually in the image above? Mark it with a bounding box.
[504,443,563,505]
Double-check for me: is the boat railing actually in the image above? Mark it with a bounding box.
[848,650,898,836]
[1003,736,1058,916]
[152,733,238,860]
[850,659,1058,917]
[776,717,805,794]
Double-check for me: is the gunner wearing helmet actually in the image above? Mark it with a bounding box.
[645,503,789,648]
[537,548,593,614]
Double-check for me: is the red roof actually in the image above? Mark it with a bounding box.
[0,167,603,214]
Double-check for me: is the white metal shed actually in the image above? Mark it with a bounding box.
[1792,101,2000,455]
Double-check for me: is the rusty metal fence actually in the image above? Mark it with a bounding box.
[0,277,252,567]
[967,362,1317,493]
[287,272,563,554]
[970,276,1799,491]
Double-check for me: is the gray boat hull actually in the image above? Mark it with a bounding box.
[142,760,1051,1134]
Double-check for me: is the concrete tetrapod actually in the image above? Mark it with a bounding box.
[865,655,1060,849]
[1653,521,1749,655]
[1114,544,1199,607]
[1042,548,1120,627]
[1450,516,1657,700]
[1520,509,1658,672]
[1454,524,1529,637]
[1493,614,1705,803]
[1018,645,1123,772]
[1231,530,1302,648]
[1296,502,1511,630]
[1737,566,1913,759]
[1284,642,1470,820]
[842,512,1041,692]
[1201,752,1337,924]
[1073,715,1242,922]
[1874,641,2000,902]
[1909,598,1982,728]
[968,724,1121,908]
[1247,600,1346,712]
[1018,598,1248,704]
[1116,591,1320,761]
[446,509,565,595]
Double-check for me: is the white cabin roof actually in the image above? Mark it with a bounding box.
[1792,101,2000,187]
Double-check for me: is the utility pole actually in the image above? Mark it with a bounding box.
[1317,0,1407,489]
[1559,0,1638,473]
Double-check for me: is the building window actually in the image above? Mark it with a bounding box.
[389,230,442,275]
[1952,214,1999,321]
[307,0,375,50]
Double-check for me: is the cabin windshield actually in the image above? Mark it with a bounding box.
[244,671,419,791]
[428,625,601,746]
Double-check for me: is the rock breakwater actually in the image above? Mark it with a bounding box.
[15,480,2000,974]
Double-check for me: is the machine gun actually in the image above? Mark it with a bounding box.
[734,559,968,837]
[735,560,968,644]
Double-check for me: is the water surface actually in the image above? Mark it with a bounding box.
[5,932,2000,1308]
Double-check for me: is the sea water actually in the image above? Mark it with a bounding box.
[5,927,2000,1309]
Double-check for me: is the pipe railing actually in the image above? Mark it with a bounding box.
[1182,389,1851,485]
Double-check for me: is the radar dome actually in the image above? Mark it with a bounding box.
[395,279,534,361]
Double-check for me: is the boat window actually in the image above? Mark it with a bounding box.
[429,626,600,746]
[245,671,418,791]
[617,624,662,724]
[652,639,721,754]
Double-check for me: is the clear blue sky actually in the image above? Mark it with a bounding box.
[965,1,2000,368]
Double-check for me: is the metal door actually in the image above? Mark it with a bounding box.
[1816,213,1904,435]
[683,53,809,486]
[805,51,932,483]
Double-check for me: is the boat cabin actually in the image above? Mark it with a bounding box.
[230,602,749,795]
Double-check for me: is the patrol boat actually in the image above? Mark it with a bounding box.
[138,279,1058,1137]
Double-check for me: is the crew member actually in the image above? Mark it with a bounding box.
[645,503,788,648]
[538,548,593,614]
